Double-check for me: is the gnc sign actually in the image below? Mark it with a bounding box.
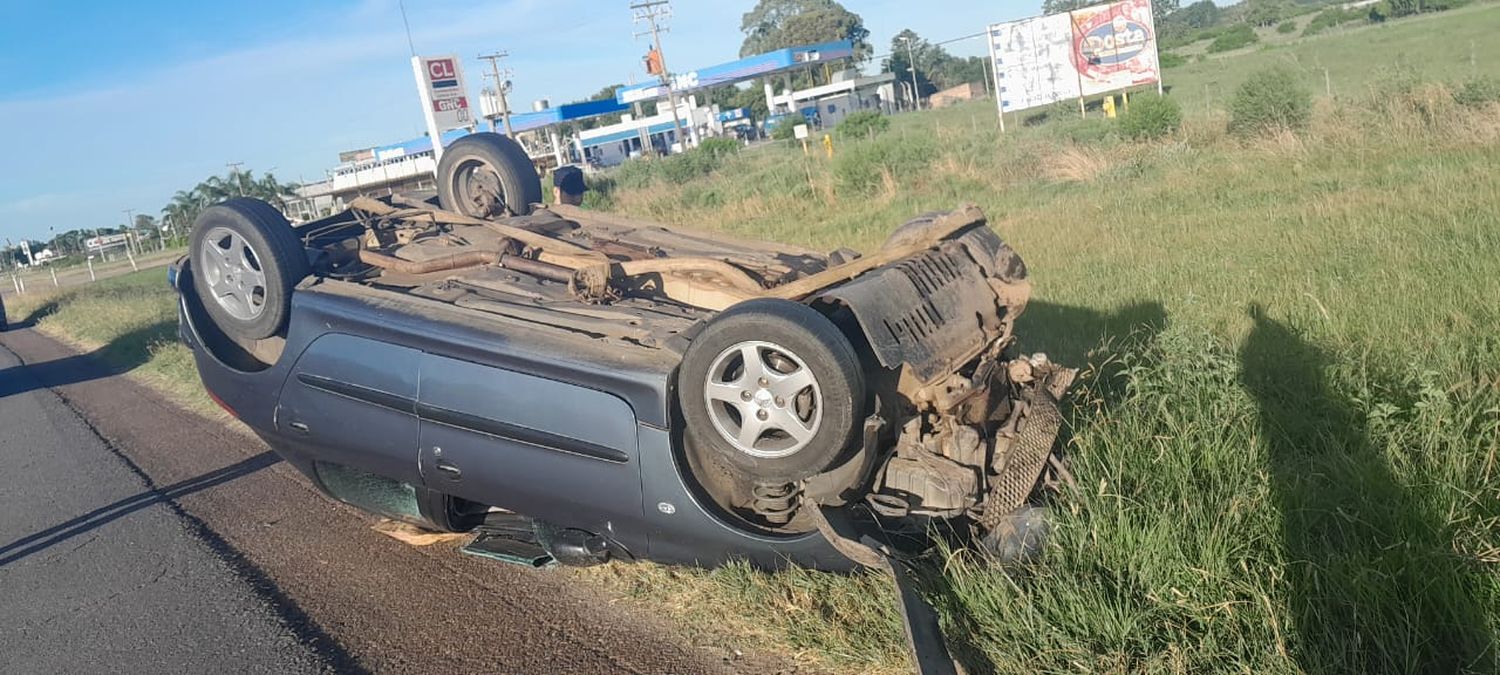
[411,54,472,165]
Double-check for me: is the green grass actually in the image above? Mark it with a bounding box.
[8,12,1500,674]
[1165,2,1500,113]
[5,268,216,417]
[577,45,1500,671]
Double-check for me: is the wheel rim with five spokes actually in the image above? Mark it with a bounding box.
[198,226,268,322]
[703,340,822,459]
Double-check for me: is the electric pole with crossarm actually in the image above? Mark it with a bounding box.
[477,51,515,136]
[631,0,688,153]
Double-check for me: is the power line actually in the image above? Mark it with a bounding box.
[870,30,989,63]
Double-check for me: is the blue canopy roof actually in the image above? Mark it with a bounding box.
[507,97,630,133]
[616,40,854,104]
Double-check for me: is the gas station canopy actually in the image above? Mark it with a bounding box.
[505,97,631,134]
[614,40,855,104]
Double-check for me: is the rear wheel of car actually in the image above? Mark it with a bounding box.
[679,299,865,483]
[436,133,542,218]
[189,198,309,342]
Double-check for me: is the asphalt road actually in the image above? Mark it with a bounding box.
[0,339,328,673]
[0,326,796,674]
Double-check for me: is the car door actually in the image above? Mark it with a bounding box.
[415,352,644,532]
[275,333,423,485]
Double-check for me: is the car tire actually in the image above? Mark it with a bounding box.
[679,299,866,483]
[414,487,488,533]
[189,198,309,342]
[436,133,543,218]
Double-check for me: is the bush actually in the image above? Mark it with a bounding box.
[1159,51,1188,69]
[1276,19,1297,33]
[835,110,890,139]
[1453,76,1500,108]
[1302,7,1362,36]
[1118,94,1184,140]
[694,136,741,159]
[831,133,938,195]
[1208,25,1260,53]
[770,113,807,141]
[605,138,741,190]
[1229,67,1313,136]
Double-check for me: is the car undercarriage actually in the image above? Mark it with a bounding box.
[177,134,1074,576]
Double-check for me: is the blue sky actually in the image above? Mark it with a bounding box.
[0,1,1037,243]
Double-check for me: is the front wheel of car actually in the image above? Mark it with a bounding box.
[679,299,866,484]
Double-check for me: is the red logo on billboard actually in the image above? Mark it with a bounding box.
[428,58,459,88]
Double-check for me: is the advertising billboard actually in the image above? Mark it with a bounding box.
[85,234,131,251]
[1070,0,1161,96]
[987,0,1160,115]
[988,13,1080,114]
[417,55,473,129]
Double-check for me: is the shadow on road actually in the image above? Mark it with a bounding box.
[0,319,174,399]
[1239,303,1494,673]
[0,452,282,568]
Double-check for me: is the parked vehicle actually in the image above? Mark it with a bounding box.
[173,133,1072,571]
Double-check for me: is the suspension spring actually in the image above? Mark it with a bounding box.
[751,481,801,525]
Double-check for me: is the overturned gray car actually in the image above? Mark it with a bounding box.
[173,133,1073,573]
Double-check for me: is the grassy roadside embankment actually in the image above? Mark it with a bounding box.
[7,7,1499,672]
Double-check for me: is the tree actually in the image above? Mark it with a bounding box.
[1173,0,1221,28]
[739,0,871,63]
[155,169,297,235]
[1245,0,1288,27]
[885,29,937,99]
[883,30,990,100]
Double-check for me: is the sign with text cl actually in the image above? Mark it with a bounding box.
[420,55,471,129]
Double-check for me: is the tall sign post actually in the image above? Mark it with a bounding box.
[411,54,473,169]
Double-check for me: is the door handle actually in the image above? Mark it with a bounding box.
[434,459,462,479]
[288,421,310,434]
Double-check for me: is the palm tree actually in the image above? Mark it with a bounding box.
[158,167,302,237]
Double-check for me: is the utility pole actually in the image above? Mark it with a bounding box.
[900,36,920,111]
[226,161,245,196]
[123,208,138,255]
[477,51,515,136]
[632,0,688,153]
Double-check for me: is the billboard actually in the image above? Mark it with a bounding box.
[988,14,1080,114]
[85,234,130,251]
[988,0,1160,114]
[417,55,472,129]
[1070,0,1161,96]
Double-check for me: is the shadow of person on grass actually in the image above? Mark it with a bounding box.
[1239,303,1493,673]
[0,319,176,399]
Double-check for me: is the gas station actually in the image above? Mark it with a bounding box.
[290,38,889,214]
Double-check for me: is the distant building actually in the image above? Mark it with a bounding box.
[578,97,718,168]
[929,82,987,109]
[767,70,896,128]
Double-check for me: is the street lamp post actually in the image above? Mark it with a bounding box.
[900,36,920,111]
